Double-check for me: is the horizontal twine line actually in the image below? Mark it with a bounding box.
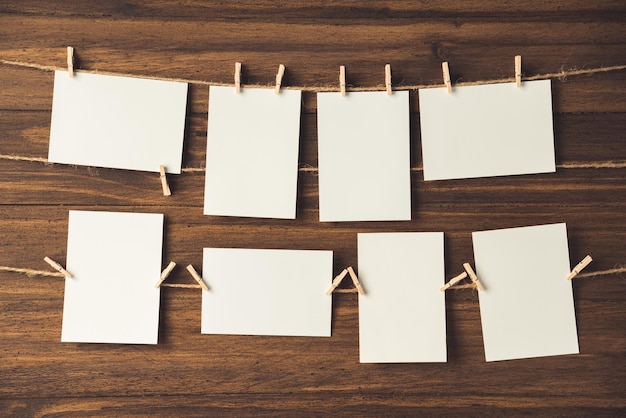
[295,161,626,173]
[0,154,50,164]
[576,267,625,279]
[1,58,625,92]
[160,283,201,289]
[1,265,623,288]
[1,155,625,172]
[0,265,64,277]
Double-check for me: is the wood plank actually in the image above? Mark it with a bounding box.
[1,16,625,92]
[2,396,624,417]
[2,0,626,19]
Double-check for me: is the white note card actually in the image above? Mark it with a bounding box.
[419,80,555,181]
[473,223,579,362]
[201,248,332,337]
[317,91,411,222]
[204,86,302,219]
[61,210,164,344]
[358,232,446,363]
[49,70,188,173]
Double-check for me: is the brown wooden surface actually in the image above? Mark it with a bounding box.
[1,1,625,416]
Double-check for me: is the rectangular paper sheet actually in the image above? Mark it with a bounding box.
[204,86,302,219]
[473,223,579,362]
[49,70,188,173]
[358,232,446,363]
[419,80,555,181]
[317,91,411,222]
[201,248,332,337]
[61,210,164,344]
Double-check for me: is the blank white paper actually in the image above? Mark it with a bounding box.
[204,86,302,219]
[61,210,164,344]
[201,248,332,337]
[358,232,446,363]
[419,80,555,181]
[317,91,411,222]
[473,223,579,362]
[49,70,188,173]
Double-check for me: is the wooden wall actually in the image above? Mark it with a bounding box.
[1,1,625,416]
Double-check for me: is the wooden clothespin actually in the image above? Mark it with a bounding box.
[154,261,177,288]
[67,46,75,78]
[159,165,171,196]
[274,64,285,95]
[325,266,364,295]
[186,264,209,291]
[385,64,392,95]
[440,271,468,292]
[463,262,485,291]
[43,256,72,278]
[442,62,452,93]
[566,255,593,280]
[347,266,365,295]
[339,65,347,96]
[325,268,349,295]
[515,55,522,87]
[234,62,242,94]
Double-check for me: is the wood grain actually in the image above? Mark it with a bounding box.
[1,1,625,416]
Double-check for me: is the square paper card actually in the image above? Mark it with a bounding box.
[358,232,446,363]
[204,86,302,219]
[49,70,188,173]
[473,223,579,362]
[419,80,555,181]
[61,210,164,344]
[317,91,411,222]
[201,248,332,337]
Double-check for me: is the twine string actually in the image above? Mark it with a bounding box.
[0,265,64,277]
[160,283,201,289]
[1,154,625,173]
[1,265,623,290]
[577,267,625,279]
[1,58,625,92]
